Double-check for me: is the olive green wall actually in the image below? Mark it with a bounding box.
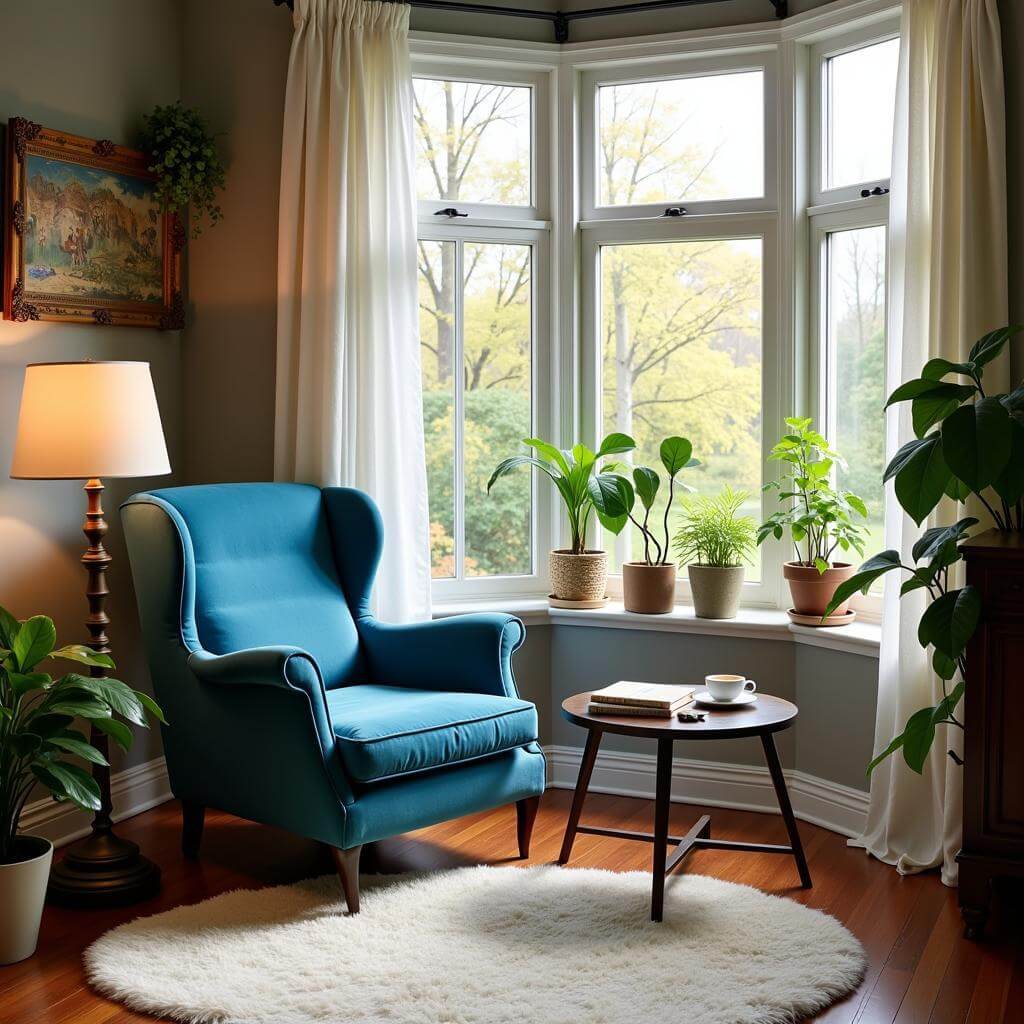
[0,0,183,773]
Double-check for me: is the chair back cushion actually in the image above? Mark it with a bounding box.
[139,483,366,687]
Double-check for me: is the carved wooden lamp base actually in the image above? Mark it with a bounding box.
[46,478,161,908]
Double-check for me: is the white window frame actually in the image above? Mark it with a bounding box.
[806,17,900,620]
[413,57,556,601]
[579,49,782,608]
[579,51,779,223]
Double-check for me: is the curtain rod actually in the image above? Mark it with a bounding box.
[271,0,788,44]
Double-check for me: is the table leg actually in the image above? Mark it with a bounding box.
[558,728,603,865]
[761,733,812,888]
[650,736,674,922]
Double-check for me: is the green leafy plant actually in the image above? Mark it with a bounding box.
[825,326,1024,776]
[487,433,637,554]
[0,606,166,864]
[757,418,869,572]
[673,487,756,568]
[139,102,226,237]
[586,437,699,565]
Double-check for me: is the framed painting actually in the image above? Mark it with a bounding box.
[2,117,183,328]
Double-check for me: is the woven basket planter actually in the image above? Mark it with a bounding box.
[549,550,608,603]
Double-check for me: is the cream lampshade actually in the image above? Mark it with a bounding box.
[11,361,170,480]
[9,360,169,907]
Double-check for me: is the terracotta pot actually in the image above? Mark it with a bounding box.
[687,564,745,619]
[783,561,856,619]
[549,549,608,603]
[0,836,53,965]
[623,562,677,614]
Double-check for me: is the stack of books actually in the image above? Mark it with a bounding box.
[588,680,696,717]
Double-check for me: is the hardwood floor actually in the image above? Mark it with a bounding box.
[2,790,1022,1023]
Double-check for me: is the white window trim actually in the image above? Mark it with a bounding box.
[578,51,779,222]
[411,0,903,612]
[805,17,899,620]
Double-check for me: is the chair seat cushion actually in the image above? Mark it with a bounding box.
[326,685,538,783]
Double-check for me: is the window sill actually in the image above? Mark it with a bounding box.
[432,598,880,658]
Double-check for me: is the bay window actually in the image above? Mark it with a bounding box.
[412,2,903,614]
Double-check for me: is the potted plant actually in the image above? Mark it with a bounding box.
[824,325,1023,776]
[139,102,226,237]
[0,606,165,964]
[672,487,756,619]
[587,437,698,614]
[488,433,636,605]
[757,418,869,624]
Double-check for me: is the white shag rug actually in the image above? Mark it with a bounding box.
[86,866,865,1024]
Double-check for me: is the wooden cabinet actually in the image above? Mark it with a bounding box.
[958,530,1024,939]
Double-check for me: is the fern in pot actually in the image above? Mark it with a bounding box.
[0,607,164,964]
[488,433,636,605]
[673,487,755,619]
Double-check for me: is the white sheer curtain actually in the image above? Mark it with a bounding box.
[275,0,431,622]
[851,0,1008,885]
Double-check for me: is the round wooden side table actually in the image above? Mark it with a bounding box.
[558,691,811,922]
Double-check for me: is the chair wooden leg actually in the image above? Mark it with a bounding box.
[181,801,205,861]
[516,795,540,859]
[330,845,362,914]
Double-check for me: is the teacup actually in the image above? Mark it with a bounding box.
[705,674,756,702]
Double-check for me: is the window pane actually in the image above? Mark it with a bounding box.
[826,38,899,189]
[597,71,763,206]
[419,240,457,579]
[826,225,887,580]
[463,242,533,577]
[413,78,531,206]
[600,238,763,579]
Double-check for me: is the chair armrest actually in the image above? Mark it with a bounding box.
[187,646,346,796]
[188,646,320,693]
[359,614,525,697]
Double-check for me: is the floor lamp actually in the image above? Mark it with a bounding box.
[10,361,171,906]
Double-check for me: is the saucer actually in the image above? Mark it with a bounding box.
[693,690,758,708]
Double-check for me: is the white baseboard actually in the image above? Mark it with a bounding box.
[544,744,869,839]
[18,757,172,849]
[18,747,866,850]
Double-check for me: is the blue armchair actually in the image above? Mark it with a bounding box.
[120,483,545,912]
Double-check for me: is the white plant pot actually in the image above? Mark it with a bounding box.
[0,836,53,964]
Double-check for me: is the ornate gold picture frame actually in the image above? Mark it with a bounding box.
[3,117,183,328]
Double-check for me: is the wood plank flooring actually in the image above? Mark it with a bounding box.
[2,790,1021,1023]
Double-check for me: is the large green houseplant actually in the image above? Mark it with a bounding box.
[488,433,636,604]
[825,326,1023,775]
[0,606,164,963]
[587,437,699,613]
[757,418,869,623]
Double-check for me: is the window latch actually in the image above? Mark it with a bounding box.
[435,207,468,218]
[860,187,890,198]
[663,206,688,217]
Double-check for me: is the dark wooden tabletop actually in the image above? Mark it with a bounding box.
[561,690,798,740]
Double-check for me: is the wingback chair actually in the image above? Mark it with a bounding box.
[120,483,545,912]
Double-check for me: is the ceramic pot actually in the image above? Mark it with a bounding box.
[0,836,53,965]
[687,564,745,619]
[549,549,608,604]
[622,562,677,614]
[783,561,856,620]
